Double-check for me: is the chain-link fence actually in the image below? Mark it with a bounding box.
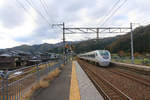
[0,59,64,100]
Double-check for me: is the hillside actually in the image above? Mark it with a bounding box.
[48,37,119,54]
[1,24,150,54]
[0,42,75,54]
[0,43,56,54]
[107,25,150,53]
[49,24,150,54]
[3,43,55,54]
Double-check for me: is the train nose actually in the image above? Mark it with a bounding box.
[99,61,110,67]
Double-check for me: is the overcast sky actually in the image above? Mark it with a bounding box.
[0,0,150,49]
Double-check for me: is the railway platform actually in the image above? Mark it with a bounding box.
[111,62,150,75]
[31,61,104,100]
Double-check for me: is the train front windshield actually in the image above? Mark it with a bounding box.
[99,51,109,59]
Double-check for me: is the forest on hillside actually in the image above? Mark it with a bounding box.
[51,24,150,54]
[1,24,150,55]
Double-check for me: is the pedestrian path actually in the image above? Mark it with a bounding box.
[32,61,104,100]
[32,62,72,100]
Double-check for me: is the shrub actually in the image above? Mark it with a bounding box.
[118,50,125,57]
[134,52,141,58]
[20,68,61,100]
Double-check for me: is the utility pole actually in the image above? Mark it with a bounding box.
[62,22,66,64]
[97,28,99,39]
[52,22,66,64]
[130,23,134,64]
[63,22,65,54]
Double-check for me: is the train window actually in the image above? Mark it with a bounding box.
[95,53,97,56]
[90,54,95,58]
[93,54,95,58]
[89,54,91,57]
[99,51,109,59]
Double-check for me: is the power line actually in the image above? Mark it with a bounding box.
[24,0,51,26]
[30,0,51,24]
[97,0,121,26]
[100,0,127,26]
[140,18,150,25]
[39,0,50,19]
[101,0,127,26]
[15,0,38,24]
[42,0,50,14]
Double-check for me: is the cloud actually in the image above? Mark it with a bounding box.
[0,33,21,49]
[0,0,26,28]
[0,0,150,48]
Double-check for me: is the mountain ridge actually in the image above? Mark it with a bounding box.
[1,24,150,54]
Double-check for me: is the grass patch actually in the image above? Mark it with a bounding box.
[39,80,49,88]
[20,68,61,100]
[60,64,65,70]
[112,58,150,66]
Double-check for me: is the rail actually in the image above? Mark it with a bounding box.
[108,69,150,87]
[78,60,132,100]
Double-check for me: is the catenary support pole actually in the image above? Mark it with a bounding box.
[97,28,99,39]
[130,23,134,64]
[63,22,66,64]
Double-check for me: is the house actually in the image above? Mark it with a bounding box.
[40,52,51,62]
[12,50,32,61]
[50,53,60,59]
[0,50,33,69]
[26,60,42,66]
[40,52,61,61]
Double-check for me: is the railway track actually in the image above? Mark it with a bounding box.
[79,62,132,100]
[78,59,150,100]
[108,69,150,87]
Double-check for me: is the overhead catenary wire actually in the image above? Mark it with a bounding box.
[39,0,50,19]
[15,0,38,24]
[100,0,127,26]
[140,18,150,26]
[97,0,121,26]
[24,0,51,26]
[42,0,50,14]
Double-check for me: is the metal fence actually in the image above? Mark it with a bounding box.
[0,59,64,100]
[112,56,150,66]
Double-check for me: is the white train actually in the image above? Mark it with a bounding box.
[78,50,111,67]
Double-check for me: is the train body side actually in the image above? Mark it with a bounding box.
[78,50,111,67]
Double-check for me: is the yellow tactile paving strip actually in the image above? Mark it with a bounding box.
[70,61,81,100]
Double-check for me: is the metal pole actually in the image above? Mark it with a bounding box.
[1,70,9,100]
[130,23,134,64]
[63,22,66,64]
[6,77,8,100]
[1,77,5,100]
[97,28,99,39]
[36,64,40,81]
[63,22,65,53]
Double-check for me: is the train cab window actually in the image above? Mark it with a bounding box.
[99,51,109,59]
[95,53,97,56]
